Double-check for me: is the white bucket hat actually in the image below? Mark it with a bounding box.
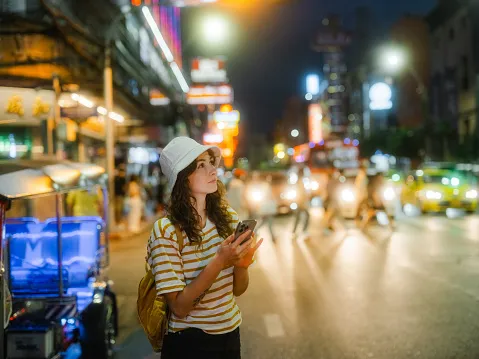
[160,136,222,190]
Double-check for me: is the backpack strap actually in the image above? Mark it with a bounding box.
[145,221,185,273]
[174,225,185,253]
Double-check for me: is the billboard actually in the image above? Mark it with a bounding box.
[213,110,240,129]
[191,58,227,84]
[187,85,233,105]
[0,87,53,124]
[132,1,182,68]
[369,82,392,111]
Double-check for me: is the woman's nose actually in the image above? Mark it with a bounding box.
[209,165,217,176]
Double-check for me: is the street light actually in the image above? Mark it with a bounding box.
[202,15,229,44]
[379,45,430,157]
[381,47,406,73]
[291,129,299,138]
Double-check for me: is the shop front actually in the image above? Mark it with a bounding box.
[0,87,54,159]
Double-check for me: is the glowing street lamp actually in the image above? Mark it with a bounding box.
[380,47,406,73]
[291,129,299,138]
[202,15,229,44]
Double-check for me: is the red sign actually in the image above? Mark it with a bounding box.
[191,58,227,84]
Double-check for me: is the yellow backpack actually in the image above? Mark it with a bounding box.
[137,224,184,352]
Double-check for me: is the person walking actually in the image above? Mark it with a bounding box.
[127,174,143,233]
[292,168,311,238]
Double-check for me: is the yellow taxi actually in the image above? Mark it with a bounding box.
[401,169,478,213]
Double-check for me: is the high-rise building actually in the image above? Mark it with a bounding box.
[312,14,351,135]
[391,15,430,129]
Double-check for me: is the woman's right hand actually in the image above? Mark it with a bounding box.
[216,230,254,269]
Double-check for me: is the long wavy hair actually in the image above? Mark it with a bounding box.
[167,149,233,244]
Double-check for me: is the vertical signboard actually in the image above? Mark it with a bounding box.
[308,104,323,143]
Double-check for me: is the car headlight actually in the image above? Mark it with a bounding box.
[340,188,355,202]
[383,187,396,201]
[425,190,442,200]
[311,181,319,191]
[248,189,264,202]
[466,189,478,199]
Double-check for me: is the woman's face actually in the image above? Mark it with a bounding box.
[188,151,218,196]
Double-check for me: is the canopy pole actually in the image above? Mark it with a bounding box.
[55,194,64,297]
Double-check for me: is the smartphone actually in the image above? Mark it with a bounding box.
[234,219,257,245]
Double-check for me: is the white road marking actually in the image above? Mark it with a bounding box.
[263,314,285,338]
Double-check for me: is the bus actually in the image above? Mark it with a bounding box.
[291,138,360,196]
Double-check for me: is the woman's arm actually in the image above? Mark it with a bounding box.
[163,231,255,318]
[165,255,224,318]
[232,267,249,297]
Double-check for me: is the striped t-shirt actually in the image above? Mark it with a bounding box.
[147,207,241,335]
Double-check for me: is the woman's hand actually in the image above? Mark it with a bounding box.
[216,230,255,269]
[234,234,263,269]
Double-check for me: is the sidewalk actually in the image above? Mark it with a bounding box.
[109,217,158,240]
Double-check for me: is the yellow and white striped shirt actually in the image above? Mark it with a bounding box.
[147,207,241,334]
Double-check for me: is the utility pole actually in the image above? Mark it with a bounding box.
[104,41,116,232]
[50,74,61,156]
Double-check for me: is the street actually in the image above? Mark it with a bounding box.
[109,210,479,359]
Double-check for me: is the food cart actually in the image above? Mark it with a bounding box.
[0,160,118,359]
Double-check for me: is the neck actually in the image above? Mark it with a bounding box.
[192,194,207,226]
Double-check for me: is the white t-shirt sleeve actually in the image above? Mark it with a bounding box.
[147,218,186,295]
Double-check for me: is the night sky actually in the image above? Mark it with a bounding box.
[182,0,437,144]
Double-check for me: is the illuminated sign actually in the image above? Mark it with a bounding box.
[308,104,323,143]
[369,82,392,110]
[213,110,240,129]
[306,74,320,95]
[203,132,224,144]
[191,58,227,84]
[139,28,172,87]
[187,85,233,105]
[149,89,171,106]
[0,87,54,124]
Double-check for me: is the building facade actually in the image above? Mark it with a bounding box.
[0,0,186,163]
[427,0,479,158]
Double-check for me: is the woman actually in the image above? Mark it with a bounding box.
[148,137,263,359]
[127,174,143,233]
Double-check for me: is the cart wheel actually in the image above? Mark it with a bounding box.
[80,294,116,359]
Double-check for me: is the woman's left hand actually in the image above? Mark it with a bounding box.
[234,234,263,269]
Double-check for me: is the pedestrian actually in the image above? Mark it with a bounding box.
[148,136,263,359]
[323,168,343,231]
[292,167,311,239]
[126,174,143,233]
[354,161,369,227]
[359,172,394,230]
[66,187,103,217]
[226,169,247,219]
[114,163,127,225]
[246,172,277,242]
